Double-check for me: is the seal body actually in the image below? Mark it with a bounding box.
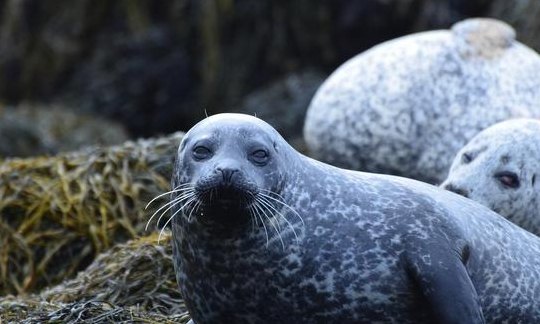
[171,113,540,323]
[304,18,540,184]
[441,119,540,236]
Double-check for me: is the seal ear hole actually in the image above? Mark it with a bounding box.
[461,152,474,164]
[461,245,471,264]
[273,141,278,151]
[494,171,520,189]
[532,174,537,186]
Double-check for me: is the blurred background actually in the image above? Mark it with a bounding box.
[0,0,538,156]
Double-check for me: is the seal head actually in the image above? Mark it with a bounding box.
[172,113,290,234]
[441,119,540,235]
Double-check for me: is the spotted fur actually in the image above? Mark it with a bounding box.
[304,18,540,184]
[441,118,540,236]
[172,114,540,323]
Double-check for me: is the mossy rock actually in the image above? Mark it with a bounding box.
[0,132,183,295]
[0,104,129,158]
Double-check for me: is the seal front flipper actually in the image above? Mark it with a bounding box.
[402,242,485,324]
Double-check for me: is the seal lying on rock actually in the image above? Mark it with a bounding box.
[170,113,540,323]
[441,119,540,236]
[304,17,540,184]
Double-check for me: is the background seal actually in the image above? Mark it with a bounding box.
[171,113,540,323]
[441,118,540,236]
[304,18,540,184]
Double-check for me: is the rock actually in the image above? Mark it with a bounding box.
[0,0,491,137]
[0,104,129,157]
[487,0,540,52]
[304,18,540,183]
[238,70,325,149]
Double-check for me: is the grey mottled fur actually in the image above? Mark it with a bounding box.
[172,114,540,323]
[304,18,540,184]
[441,118,540,236]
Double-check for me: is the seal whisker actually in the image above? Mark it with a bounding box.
[256,196,285,249]
[185,196,201,222]
[154,192,196,230]
[144,184,195,210]
[159,195,199,243]
[251,200,270,247]
[257,194,300,244]
[258,192,305,228]
[190,196,204,218]
[255,195,283,234]
[258,188,287,201]
[145,190,196,231]
[247,204,257,235]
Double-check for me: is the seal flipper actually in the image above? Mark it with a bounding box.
[402,243,485,324]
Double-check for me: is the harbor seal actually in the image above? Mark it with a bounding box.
[170,113,540,323]
[441,118,540,236]
[304,18,540,184]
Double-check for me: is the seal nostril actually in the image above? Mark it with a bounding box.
[444,184,469,198]
[217,168,239,183]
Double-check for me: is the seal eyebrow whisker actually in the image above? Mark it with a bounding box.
[145,189,195,231]
[258,194,300,244]
[159,195,198,243]
[144,184,194,210]
[155,191,196,230]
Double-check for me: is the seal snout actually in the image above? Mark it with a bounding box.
[443,183,470,198]
[215,166,239,186]
[196,166,258,210]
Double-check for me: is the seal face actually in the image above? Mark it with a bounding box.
[441,119,540,236]
[303,17,540,184]
[171,113,540,323]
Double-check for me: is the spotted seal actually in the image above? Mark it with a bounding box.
[304,18,540,184]
[170,113,540,323]
[441,118,540,236]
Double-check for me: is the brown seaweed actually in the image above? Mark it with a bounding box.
[0,132,183,295]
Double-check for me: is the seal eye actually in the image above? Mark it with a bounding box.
[193,146,212,160]
[461,152,473,164]
[495,171,520,189]
[250,149,269,165]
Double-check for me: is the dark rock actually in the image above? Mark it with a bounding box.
[0,104,129,157]
[238,70,325,149]
[0,0,497,138]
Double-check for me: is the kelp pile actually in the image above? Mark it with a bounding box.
[0,132,183,295]
[41,234,183,315]
[0,234,190,323]
[0,298,189,324]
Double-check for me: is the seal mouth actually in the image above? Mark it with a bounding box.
[196,184,257,212]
